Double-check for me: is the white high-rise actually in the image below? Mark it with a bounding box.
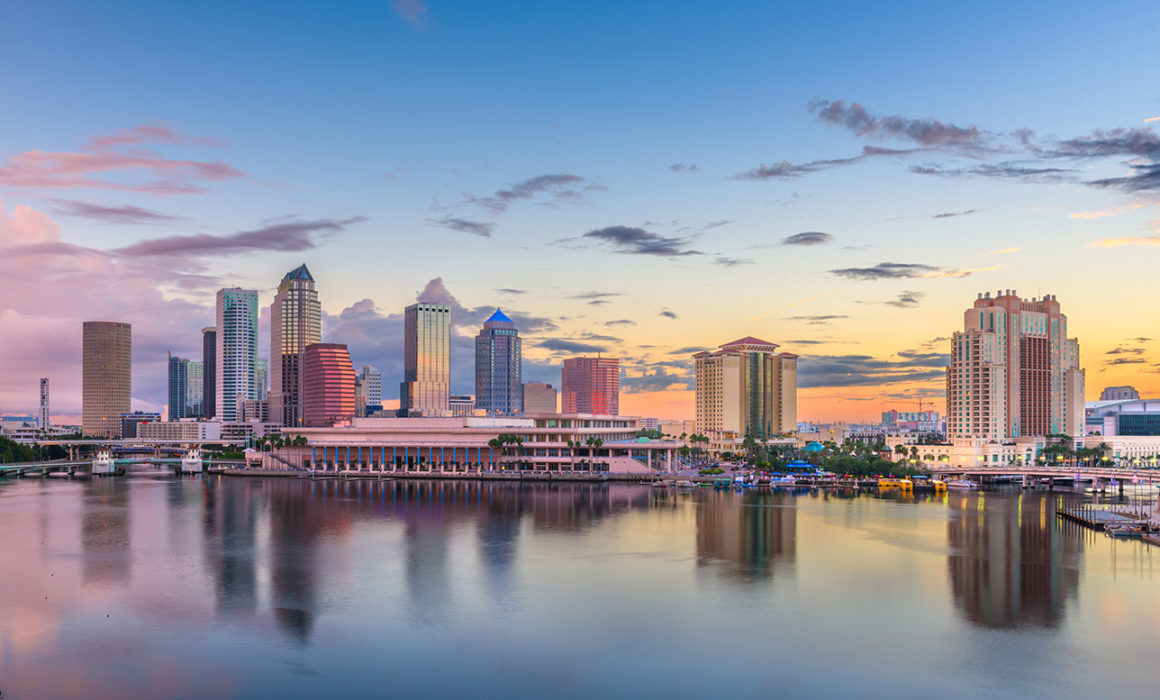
[216,288,259,422]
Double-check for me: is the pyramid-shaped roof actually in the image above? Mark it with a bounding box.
[484,308,515,327]
[720,336,778,348]
[282,264,314,282]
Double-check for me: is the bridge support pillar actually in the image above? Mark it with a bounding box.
[1022,474,1030,490]
[1119,480,1124,496]
[1048,477,1054,490]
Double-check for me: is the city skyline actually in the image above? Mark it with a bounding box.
[2,2,1160,422]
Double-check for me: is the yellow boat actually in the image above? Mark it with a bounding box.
[878,478,913,490]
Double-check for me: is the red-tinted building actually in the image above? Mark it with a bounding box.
[561,357,619,415]
[302,343,356,427]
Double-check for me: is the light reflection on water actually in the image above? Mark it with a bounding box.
[0,474,1156,699]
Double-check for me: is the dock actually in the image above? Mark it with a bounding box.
[1057,505,1143,529]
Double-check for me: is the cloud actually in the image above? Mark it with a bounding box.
[469,173,602,212]
[621,367,690,393]
[0,195,61,246]
[748,291,845,321]
[569,291,621,301]
[429,216,494,237]
[787,315,848,326]
[932,209,980,219]
[669,163,700,173]
[910,163,1071,183]
[605,319,636,326]
[829,262,939,281]
[48,199,188,225]
[392,0,428,29]
[782,231,832,246]
[1087,234,1160,248]
[713,256,754,267]
[668,346,709,355]
[798,353,949,389]
[659,310,678,319]
[1105,357,1147,366]
[83,123,220,151]
[112,216,366,257]
[883,290,923,308]
[1106,347,1144,356]
[581,225,702,256]
[496,288,526,294]
[1088,163,1160,193]
[538,338,609,354]
[735,146,917,181]
[1048,128,1160,159]
[808,98,982,146]
[985,247,1022,255]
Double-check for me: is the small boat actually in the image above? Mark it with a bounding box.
[768,474,797,486]
[1105,523,1145,538]
[878,478,913,490]
[650,480,669,488]
[945,479,978,490]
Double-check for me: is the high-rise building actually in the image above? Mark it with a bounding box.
[270,264,321,427]
[400,303,450,416]
[355,365,382,416]
[474,309,522,416]
[947,291,1084,441]
[82,321,131,438]
[168,354,205,420]
[39,378,50,429]
[1100,385,1140,401]
[255,358,268,401]
[302,343,356,427]
[523,381,558,413]
[216,288,259,422]
[561,357,619,415]
[202,327,217,419]
[693,337,797,441]
[186,361,204,417]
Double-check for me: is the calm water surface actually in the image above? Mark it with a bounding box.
[1,472,1157,699]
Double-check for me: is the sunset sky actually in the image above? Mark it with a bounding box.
[2,1,1159,423]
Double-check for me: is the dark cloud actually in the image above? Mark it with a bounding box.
[605,319,636,326]
[582,225,702,256]
[713,256,754,267]
[659,310,678,319]
[783,231,833,246]
[49,199,188,225]
[809,98,982,146]
[469,173,603,212]
[496,288,526,294]
[587,300,609,306]
[669,163,701,173]
[669,346,709,355]
[621,367,690,394]
[1049,128,1160,160]
[429,216,494,237]
[569,291,621,300]
[910,163,1071,183]
[735,146,917,181]
[1128,337,1152,343]
[932,209,980,219]
[538,338,609,354]
[1088,163,1160,193]
[798,353,948,389]
[578,333,621,342]
[1105,357,1147,366]
[829,262,938,281]
[113,216,366,257]
[788,315,849,326]
[1106,347,1144,356]
[884,290,923,308]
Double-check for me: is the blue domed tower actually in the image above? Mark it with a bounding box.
[475,309,523,415]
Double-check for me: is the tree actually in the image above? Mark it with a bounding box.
[742,434,759,465]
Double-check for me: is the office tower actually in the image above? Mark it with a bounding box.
[400,303,450,416]
[1100,386,1139,401]
[255,358,268,401]
[270,264,321,427]
[523,381,558,413]
[355,365,382,416]
[561,357,619,415]
[947,291,1084,440]
[694,337,797,440]
[39,378,50,429]
[302,343,356,427]
[216,288,259,422]
[82,321,132,438]
[202,327,217,419]
[168,352,190,420]
[474,309,522,415]
[186,361,204,417]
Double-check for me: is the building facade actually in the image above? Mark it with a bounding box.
[216,288,259,422]
[694,337,797,445]
[474,308,522,415]
[354,365,382,417]
[561,357,619,415]
[168,354,204,420]
[449,395,476,416]
[82,321,132,438]
[946,291,1084,442]
[39,377,50,429]
[400,303,450,416]
[202,327,216,419]
[1085,399,1160,436]
[523,381,558,414]
[270,264,321,427]
[138,420,223,441]
[1100,385,1139,401]
[120,411,160,439]
[302,343,357,427]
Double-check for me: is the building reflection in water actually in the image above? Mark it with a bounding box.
[201,476,258,616]
[696,489,796,581]
[947,492,1081,628]
[81,477,131,585]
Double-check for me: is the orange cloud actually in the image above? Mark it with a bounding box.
[1087,235,1160,248]
[749,290,844,321]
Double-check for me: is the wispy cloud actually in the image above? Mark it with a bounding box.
[581,225,701,256]
[83,122,221,151]
[932,209,980,219]
[112,216,366,257]
[496,288,526,295]
[809,98,982,146]
[749,291,844,321]
[605,319,636,326]
[569,291,621,301]
[783,231,832,246]
[830,261,1003,280]
[468,173,603,212]
[787,315,848,326]
[713,256,754,267]
[735,146,917,181]
[1087,235,1160,248]
[48,199,188,225]
[392,0,428,29]
[882,290,923,307]
[669,163,700,173]
[538,338,609,354]
[428,216,494,237]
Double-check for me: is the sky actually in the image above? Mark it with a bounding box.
[2,0,1159,423]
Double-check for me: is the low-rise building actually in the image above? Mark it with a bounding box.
[138,420,223,441]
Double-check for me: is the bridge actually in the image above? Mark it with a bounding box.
[933,464,1160,491]
[1,449,243,478]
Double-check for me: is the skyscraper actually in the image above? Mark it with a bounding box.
[255,358,268,401]
[82,321,131,438]
[355,365,382,416]
[947,291,1084,440]
[693,337,797,441]
[187,360,204,417]
[39,377,50,429]
[202,327,217,419]
[216,288,258,422]
[561,357,619,415]
[168,352,190,420]
[302,343,356,427]
[270,264,321,427]
[400,303,450,416]
[474,309,522,415]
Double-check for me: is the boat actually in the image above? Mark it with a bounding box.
[908,476,945,492]
[1105,522,1145,538]
[945,479,978,490]
[878,478,913,490]
[650,480,669,488]
[768,474,797,486]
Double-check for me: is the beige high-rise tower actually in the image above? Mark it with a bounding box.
[694,337,797,443]
[270,264,321,427]
[82,321,132,438]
